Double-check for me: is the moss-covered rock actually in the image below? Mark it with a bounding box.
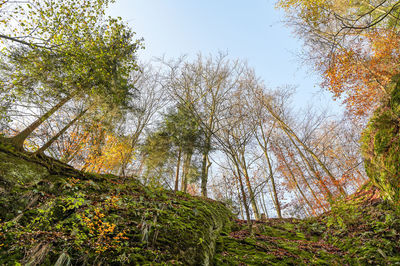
[361,75,400,202]
[0,144,233,265]
[1,138,400,265]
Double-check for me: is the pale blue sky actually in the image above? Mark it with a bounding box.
[108,0,341,111]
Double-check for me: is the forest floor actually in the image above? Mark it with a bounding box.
[1,140,400,265]
[215,185,400,265]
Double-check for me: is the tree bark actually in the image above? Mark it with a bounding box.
[232,156,252,232]
[235,177,245,220]
[34,109,87,155]
[200,138,211,197]
[277,145,315,215]
[260,189,269,219]
[181,151,193,193]
[255,123,282,218]
[174,148,182,192]
[240,154,260,220]
[261,97,347,197]
[8,94,74,149]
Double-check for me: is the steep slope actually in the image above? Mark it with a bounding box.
[361,75,400,202]
[0,142,232,265]
[1,140,400,265]
[214,184,400,265]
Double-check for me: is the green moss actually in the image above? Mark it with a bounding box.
[1,141,400,265]
[361,76,400,202]
[0,150,49,185]
[0,148,233,265]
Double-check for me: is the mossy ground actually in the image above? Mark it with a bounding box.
[0,142,233,265]
[214,219,344,265]
[1,140,400,265]
[214,182,400,265]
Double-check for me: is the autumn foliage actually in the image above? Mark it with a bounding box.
[322,30,400,117]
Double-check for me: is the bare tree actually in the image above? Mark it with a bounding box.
[162,52,251,197]
[118,63,168,177]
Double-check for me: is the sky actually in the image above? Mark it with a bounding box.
[107,0,342,112]
[106,1,344,217]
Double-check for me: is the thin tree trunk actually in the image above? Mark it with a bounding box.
[267,180,278,218]
[293,189,311,217]
[255,124,282,218]
[268,162,282,218]
[200,153,208,196]
[278,145,315,215]
[261,190,269,219]
[229,149,252,224]
[240,154,260,220]
[174,148,182,192]
[9,94,74,149]
[232,157,252,233]
[181,151,193,193]
[282,125,347,197]
[200,138,211,197]
[290,153,328,212]
[286,133,334,201]
[263,147,281,219]
[235,176,245,220]
[34,109,88,155]
[261,97,346,197]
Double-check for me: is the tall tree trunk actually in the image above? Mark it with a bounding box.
[232,156,252,232]
[261,97,347,197]
[278,145,315,215]
[240,154,260,220]
[235,176,245,220]
[174,148,182,192]
[200,137,211,197]
[263,146,281,218]
[9,94,74,149]
[255,124,282,218]
[34,109,88,155]
[288,148,328,212]
[268,164,282,218]
[261,190,269,219]
[286,133,334,201]
[181,150,193,193]
[267,181,279,218]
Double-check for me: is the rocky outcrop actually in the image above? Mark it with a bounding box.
[361,75,400,202]
[0,142,232,265]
